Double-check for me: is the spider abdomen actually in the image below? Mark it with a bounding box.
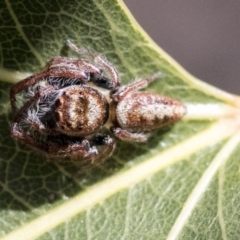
[55,85,109,136]
[116,92,185,131]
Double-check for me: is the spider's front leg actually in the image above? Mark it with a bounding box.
[11,123,49,153]
[66,40,120,90]
[89,134,116,164]
[10,71,49,116]
[10,57,89,115]
[13,85,57,123]
[46,134,115,166]
[11,123,98,161]
[47,138,98,161]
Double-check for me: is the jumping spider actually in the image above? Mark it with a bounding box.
[10,41,185,166]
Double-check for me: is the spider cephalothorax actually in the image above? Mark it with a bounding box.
[10,41,185,165]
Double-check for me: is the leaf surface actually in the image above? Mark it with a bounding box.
[1,0,240,240]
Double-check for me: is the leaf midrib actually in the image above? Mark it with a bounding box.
[2,119,239,240]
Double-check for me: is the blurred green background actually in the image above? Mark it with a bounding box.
[124,0,240,94]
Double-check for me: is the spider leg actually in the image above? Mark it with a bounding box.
[92,55,120,89]
[27,120,58,135]
[111,72,162,102]
[12,85,56,121]
[89,134,116,164]
[111,127,149,143]
[10,72,49,115]
[46,56,100,81]
[10,57,93,115]
[11,123,97,161]
[11,123,49,153]
[73,134,116,171]
[66,40,120,89]
[46,138,97,161]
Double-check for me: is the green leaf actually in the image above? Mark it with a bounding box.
[1,0,240,239]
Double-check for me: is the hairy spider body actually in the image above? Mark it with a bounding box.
[54,85,109,136]
[10,41,185,165]
[115,92,183,132]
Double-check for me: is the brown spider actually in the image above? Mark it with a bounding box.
[10,41,185,165]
